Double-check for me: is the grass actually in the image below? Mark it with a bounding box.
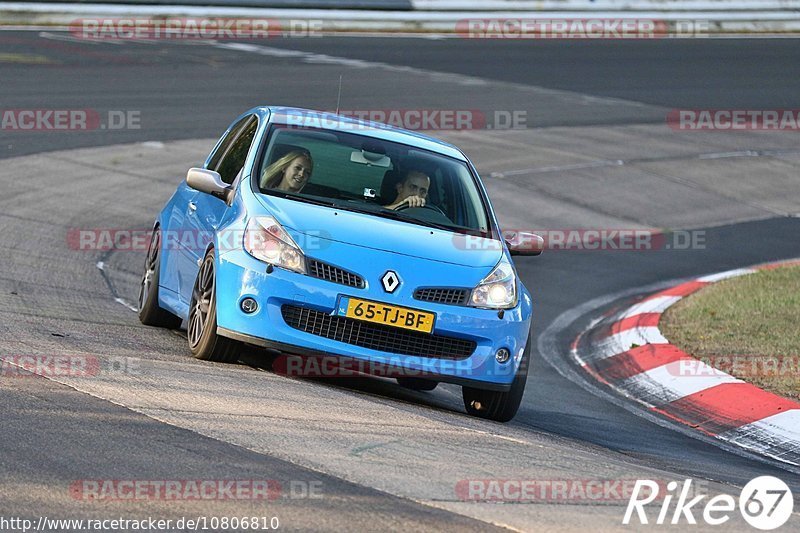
[660,264,800,400]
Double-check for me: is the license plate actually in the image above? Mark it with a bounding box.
[338,297,435,334]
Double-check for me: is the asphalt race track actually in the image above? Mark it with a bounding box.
[1,31,799,531]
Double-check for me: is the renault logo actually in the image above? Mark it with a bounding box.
[381,271,400,293]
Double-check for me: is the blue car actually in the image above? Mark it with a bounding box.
[138,107,542,422]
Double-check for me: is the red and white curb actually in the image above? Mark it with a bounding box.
[572,259,800,467]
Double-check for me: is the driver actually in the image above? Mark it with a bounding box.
[383,169,430,210]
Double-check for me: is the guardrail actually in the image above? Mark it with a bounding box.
[16,0,800,9]
[24,0,413,8]
[2,0,799,34]
[412,0,800,10]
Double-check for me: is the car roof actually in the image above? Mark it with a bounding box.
[256,106,468,162]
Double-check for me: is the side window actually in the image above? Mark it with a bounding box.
[207,116,249,170]
[209,115,258,184]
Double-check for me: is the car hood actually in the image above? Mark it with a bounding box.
[254,194,502,268]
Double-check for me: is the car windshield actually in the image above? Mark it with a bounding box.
[254,125,492,236]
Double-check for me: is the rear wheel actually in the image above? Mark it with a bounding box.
[462,334,531,422]
[396,377,438,391]
[188,248,242,363]
[138,227,182,329]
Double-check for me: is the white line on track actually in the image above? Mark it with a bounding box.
[696,267,756,282]
[96,260,139,312]
[210,40,653,108]
[38,30,121,45]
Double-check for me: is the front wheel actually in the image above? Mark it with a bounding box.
[187,248,242,363]
[138,227,182,329]
[462,334,530,422]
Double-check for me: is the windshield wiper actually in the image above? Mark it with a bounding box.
[270,191,481,235]
[373,208,457,233]
[268,190,338,208]
[270,191,389,218]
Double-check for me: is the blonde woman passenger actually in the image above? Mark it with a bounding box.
[260,150,313,193]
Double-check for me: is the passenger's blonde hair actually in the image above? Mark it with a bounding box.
[260,150,313,190]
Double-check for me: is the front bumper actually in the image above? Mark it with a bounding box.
[215,248,532,389]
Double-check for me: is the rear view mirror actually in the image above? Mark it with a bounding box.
[186,168,233,205]
[505,231,544,256]
[351,150,391,168]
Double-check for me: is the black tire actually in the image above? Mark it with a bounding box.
[462,334,531,422]
[396,377,438,391]
[187,248,242,363]
[138,227,182,329]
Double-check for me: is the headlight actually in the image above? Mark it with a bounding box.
[244,216,306,274]
[470,256,517,309]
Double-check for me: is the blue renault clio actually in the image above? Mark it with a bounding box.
[138,107,542,422]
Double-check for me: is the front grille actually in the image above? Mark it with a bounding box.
[281,305,476,360]
[307,259,364,288]
[414,287,470,306]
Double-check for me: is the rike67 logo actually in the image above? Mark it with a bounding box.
[624,476,793,530]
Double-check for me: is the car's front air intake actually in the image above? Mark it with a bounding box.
[413,287,470,306]
[307,259,365,289]
[281,305,476,360]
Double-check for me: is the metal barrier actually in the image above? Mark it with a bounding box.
[27,0,414,9]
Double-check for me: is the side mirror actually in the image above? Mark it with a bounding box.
[186,168,233,205]
[505,231,544,256]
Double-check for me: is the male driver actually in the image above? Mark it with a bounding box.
[384,169,430,210]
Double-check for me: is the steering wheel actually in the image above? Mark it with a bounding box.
[396,202,448,217]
